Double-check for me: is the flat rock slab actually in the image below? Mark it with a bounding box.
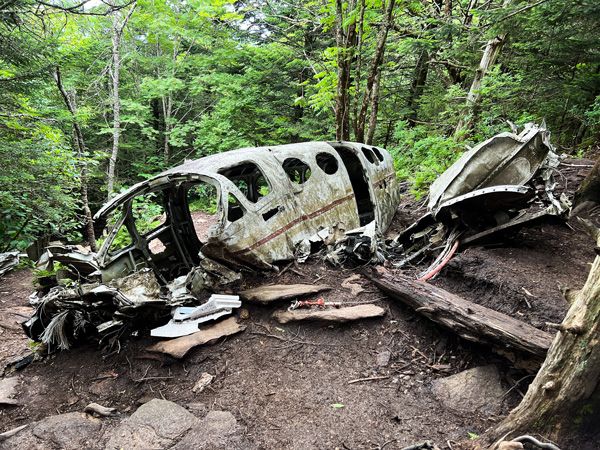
[171,410,254,450]
[0,376,20,405]
[431,365,504,415]
[272,304,386,324]
[104,399,198,450]
[3,412,102,450]
[147,317,246,359]
[239,284,332,304]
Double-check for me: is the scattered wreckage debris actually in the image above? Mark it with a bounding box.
[364,268,553,368]
[22,141,400,350]
[392,122,570,275]
[238,284,333,305]
[147,317,246,359]
[272,304,386,324]
[0,251,19,277]
[151,294,241,338]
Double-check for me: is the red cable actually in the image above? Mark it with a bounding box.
[418,239,459,281]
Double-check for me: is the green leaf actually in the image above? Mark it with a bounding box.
[331,403,344,408]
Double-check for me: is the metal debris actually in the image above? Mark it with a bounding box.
[394,122,570,275]
[23,141,400,350]
[0,251,19,277]
[151,294,241,338]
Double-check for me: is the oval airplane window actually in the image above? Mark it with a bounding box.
[316,152,338,175]
[282,158,311,184]
[361,147,378,165]
[372,147,384,162]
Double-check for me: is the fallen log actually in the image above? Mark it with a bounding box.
[364,269,553,365]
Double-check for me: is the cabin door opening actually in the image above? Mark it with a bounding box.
[332,145,375,226]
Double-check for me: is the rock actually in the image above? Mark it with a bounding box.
[32,412,102,449]
[84,402,116,417]
[1,413,101,450]
[239,284,332,305]
[0,376,20,405]
[498,442,524,450]
[341,275,365,297]
[431,365,504,415]
[192,373,214,393]
[88,378,116,397]
[147,317,246,359]
[171,410,254,450]
[104,399,198,450]
[272,304,386,324]
[238,308,250,320]
[377,351,391,367]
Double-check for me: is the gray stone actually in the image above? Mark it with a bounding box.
[431,365,504,415]
[32,412,102,449]
[1,412,101,450]
[377,351,391,367]
[0,376,20,405]
[104,399,198,450]
[171,411,254,450]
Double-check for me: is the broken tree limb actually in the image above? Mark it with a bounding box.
[239,284,333,305]
[147,317,246,359]
[272,304,385,324]
[363,269,553,363]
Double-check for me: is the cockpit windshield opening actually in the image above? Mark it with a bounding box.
[218,162,271,203]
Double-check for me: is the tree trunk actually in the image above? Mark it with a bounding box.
[355,0,395,144]
[365,67,382,145]
[352,0,366,136]
[162,94,172,165]
[573,157,600,208]
[482,218,600,449]
[454,34,507,141]
[334,0,356,141]
[53,67,97,252]
[107,3,136,199]
[406,50,429,127]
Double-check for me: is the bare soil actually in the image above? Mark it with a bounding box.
[1,158,599,450]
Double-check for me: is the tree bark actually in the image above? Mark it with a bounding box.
[406,50,429,127]
[573,157,600,208]
[482,218,600,449]
[334,0,356,141]
[355,0,395,144]
[365,67,382,145]
[107,3,136,199]
[53,67,97,252]
[454,33,507,141]
[365,269,553,365]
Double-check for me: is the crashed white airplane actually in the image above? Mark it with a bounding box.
[24,141,401,347]
[95,141,400,281]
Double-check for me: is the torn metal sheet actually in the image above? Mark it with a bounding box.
[0,252,19,277]
[151,294,241,338]
[428,122,554,216]
[395,122,570,275]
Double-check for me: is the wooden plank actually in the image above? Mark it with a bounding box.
[272,304,385,324]
[364,269,553,361]
[239,284,333,305]
[147,317,246,359]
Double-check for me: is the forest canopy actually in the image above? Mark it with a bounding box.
[1,0,599,251]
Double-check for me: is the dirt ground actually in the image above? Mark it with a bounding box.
[1,158,599,450]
